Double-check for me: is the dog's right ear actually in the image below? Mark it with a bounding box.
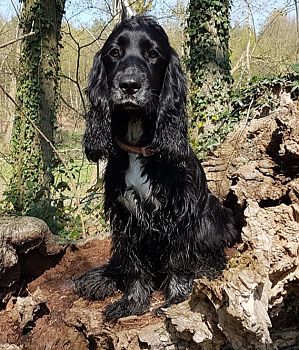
[84,51,113,162]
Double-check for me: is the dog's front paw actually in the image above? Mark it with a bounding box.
[104,297,150,320]
[74,266,117,300]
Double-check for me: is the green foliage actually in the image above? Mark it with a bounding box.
[189,70,299,160]
[233,71,299,111]
[1,8,114,238]
[186,0,233,159]
[292,64,299,75]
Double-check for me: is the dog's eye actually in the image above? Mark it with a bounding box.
[148,49,159,59]
[109,48,120,58]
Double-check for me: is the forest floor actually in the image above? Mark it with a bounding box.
[0,238,168,349]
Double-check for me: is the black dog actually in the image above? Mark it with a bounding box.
[75,16,238,320]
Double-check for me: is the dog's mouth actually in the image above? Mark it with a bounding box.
[121,100,140,110]
[114,97,144,111]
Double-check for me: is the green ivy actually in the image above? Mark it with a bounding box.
[5,0,66,233]
[230,71,299,118]
[185,0,233,158]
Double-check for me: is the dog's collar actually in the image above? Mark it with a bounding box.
[115,138,155,157]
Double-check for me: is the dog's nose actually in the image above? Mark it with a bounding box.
[119,76,142,95]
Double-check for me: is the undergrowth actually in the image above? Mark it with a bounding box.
[189,67,299,160]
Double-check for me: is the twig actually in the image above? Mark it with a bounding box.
[0,150,12,164]
[0,83,66,165]
[58,91,85,117]
[10,0,21,21]
[0,31,35,49]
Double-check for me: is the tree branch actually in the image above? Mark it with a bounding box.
[0,31,35,50]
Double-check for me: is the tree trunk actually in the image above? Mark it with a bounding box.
[186,0,233,158]
[7,0,66,226]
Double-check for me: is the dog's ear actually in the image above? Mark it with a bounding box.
[152,49,190,160]
[83,51,113,162]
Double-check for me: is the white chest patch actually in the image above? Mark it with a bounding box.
[118,117,160,211]
[125,153,151,199]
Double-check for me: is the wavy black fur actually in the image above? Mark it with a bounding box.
[75,15,238,320]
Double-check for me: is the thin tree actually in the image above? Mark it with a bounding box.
[7,0,66,228]
[112,0,153,22]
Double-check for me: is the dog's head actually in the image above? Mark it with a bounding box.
[84,16,189,162]
[102,17,171,112]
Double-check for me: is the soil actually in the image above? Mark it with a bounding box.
[0,238,166,349]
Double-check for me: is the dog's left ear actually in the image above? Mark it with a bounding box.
[152,49,189,160]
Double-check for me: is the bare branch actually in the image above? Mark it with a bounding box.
[0,82,64,164]
[58,91,85,117]
[243,0,257,42]
[0,31,35,50]
[10,0,21,20]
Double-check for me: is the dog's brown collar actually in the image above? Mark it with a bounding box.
[115,138,155,157]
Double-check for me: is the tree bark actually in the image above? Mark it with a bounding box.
[186,0,233,158]
[7,0,66,222]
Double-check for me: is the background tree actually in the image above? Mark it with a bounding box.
[186,0,233,158]
[6,0,66,229]
[230,9,299,82]
[254,10,298,76]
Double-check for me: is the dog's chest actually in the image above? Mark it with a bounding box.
[125,118,150,198]
[120,118,155,208]
[125,154,150,199]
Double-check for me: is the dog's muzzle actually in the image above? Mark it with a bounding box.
[110,67,150,109]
